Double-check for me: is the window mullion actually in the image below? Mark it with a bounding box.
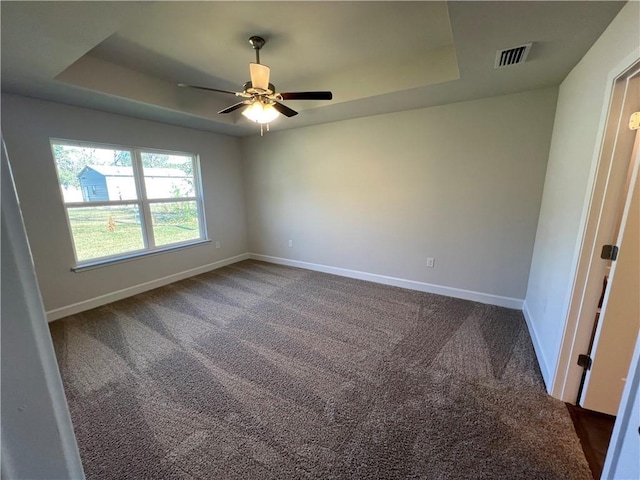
[64,200,140,208]
[132,150,155,249]
[139,196,198,204]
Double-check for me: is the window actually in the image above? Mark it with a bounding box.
[51,140,207,266]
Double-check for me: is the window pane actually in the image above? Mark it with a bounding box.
[52,144,136,203]
[150,201,201,246]
[68,205,144,262]
[141,152,195,199]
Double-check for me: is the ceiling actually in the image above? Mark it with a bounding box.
[1,1,625,137]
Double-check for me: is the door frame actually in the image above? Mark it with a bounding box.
[1,138,85,477]
[551,51,640,403]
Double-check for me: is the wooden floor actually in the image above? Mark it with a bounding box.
[567,404,616,480]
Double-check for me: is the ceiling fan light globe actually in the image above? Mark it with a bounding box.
[242,101,280,124]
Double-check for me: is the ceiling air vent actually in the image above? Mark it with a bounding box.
[494,43,532,68]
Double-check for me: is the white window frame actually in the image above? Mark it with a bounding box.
[50,139,208,270]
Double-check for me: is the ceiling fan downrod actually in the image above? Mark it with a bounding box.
[249,36,265,64]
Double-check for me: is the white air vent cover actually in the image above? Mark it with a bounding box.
[494,43,532,68]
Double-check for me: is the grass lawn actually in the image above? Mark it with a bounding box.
[68,205,200,262]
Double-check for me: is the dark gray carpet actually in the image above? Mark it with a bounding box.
[50,260,591,479]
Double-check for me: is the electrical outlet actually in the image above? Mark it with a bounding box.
[288,239,293,247]
[426,257,435,268]
[215,241,221,249]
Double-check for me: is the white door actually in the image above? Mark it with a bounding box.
[602,333,640,479]
[580,131,640,415]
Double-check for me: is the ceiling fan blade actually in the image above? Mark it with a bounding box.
[249,63,270,91]
[178,83,238,95]
[272,101,298,118]
[218,101,249,114]
[279,91,333,101]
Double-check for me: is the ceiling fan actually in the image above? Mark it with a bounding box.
[178,36,332,131]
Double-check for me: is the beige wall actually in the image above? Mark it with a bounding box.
[242,88,558,302]
[1,94,247,315]
[525,1,640,387]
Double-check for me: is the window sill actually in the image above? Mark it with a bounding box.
[71,239,211,272]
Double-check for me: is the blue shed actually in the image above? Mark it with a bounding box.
[77,165,189,202]
[77,166,110,201]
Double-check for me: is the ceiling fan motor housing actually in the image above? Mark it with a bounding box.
[243,81,275,96]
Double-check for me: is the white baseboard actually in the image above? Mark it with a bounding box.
[522,300,552,391]
[46,253,250,322]
[47,251,526,321]
[249,253,524,310]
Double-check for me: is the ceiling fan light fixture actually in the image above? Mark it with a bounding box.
[242,100,280,124]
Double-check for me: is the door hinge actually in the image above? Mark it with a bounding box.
[630,112,640,130]
[577,354,592,370]
[601,244,619,261]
